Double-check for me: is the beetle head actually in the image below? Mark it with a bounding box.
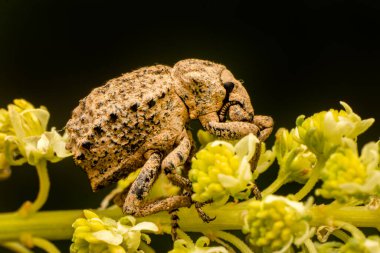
[172,59,254,121]
[219,68,254,122]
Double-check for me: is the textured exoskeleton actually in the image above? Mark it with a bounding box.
[65,59,273,220]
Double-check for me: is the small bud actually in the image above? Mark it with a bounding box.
[274,128,316,184]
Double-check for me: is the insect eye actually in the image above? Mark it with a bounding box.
[223,82,235,93]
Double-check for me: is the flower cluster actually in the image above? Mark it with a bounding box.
[242,195,313,252]
[1,98,379,253]
[0,99,71,168]
[294,102,374,159]
[317,141,380,203]
[189,133,260,204]
[71,210,158,253]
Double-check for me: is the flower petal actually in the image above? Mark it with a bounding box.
[131,222,159,232]
[92,230,123,245]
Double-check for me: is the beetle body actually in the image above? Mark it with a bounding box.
[66,59,273,217]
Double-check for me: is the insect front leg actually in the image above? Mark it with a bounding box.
[253,115,274,141]
[199,112,270,200]
[199,112,260,140]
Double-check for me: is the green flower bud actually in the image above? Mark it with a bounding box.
[317,141,380,203]
[242,195,313,253]
[189,133,259,204]
[0,133,10,180]
[274,128,316,184]
[294,102,374,159]
[0,109,11,135]
[256,141,275,176]
[169,236,228,253]
[197,130,218,147]
[0,153,10,180]
[70,210,158,253]
[146,173,180,201]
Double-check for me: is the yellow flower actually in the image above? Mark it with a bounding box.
[242,195,313,253]
[189,133,259,204]
[294,102,374,158]
[0,99,71,167]
[70,210,158,253]
[317,141,380,203]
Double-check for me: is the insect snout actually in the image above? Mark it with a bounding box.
[228,103,254,123]
[218,100,242,122]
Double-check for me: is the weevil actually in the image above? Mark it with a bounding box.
[65,59,273,225]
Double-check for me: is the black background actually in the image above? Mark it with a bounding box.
[0,0,379,251]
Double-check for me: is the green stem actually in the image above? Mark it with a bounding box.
[0,202,249,242]
[212,237,237,253]
[0,242,33,253]
[332,230,351,243]
[31,237,60,253]
[303,239,317,253]
[261,174,289,197]
[310,205,380,230]
[213,230,254,253]
[176,229,194,246]
[332,221,366,240]
[0,201,379,243]
[293,160,324,201]
[18,160,50,216]
[138,242,156,253]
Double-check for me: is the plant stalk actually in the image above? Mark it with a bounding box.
[18,160,50,216]
[293,160,324,201]
[0,201,379,242]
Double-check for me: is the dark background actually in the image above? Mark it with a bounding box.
[0,0,379,251]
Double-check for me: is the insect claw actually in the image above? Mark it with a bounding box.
[194,200,216,223]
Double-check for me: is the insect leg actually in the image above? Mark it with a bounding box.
[200,112,267,199]
[161,129,193,191]
[199,112,261,139]
[162,130,217,224]
[253,115,274,141]
[123,152,162,216]
[169,208,180,240]
[123,151,192,217]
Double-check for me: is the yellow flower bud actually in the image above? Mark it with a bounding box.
[71,210,158,253]
[242,195,313,252]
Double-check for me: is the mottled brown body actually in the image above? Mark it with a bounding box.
[66,65,189,190]
[66,59,273,223]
